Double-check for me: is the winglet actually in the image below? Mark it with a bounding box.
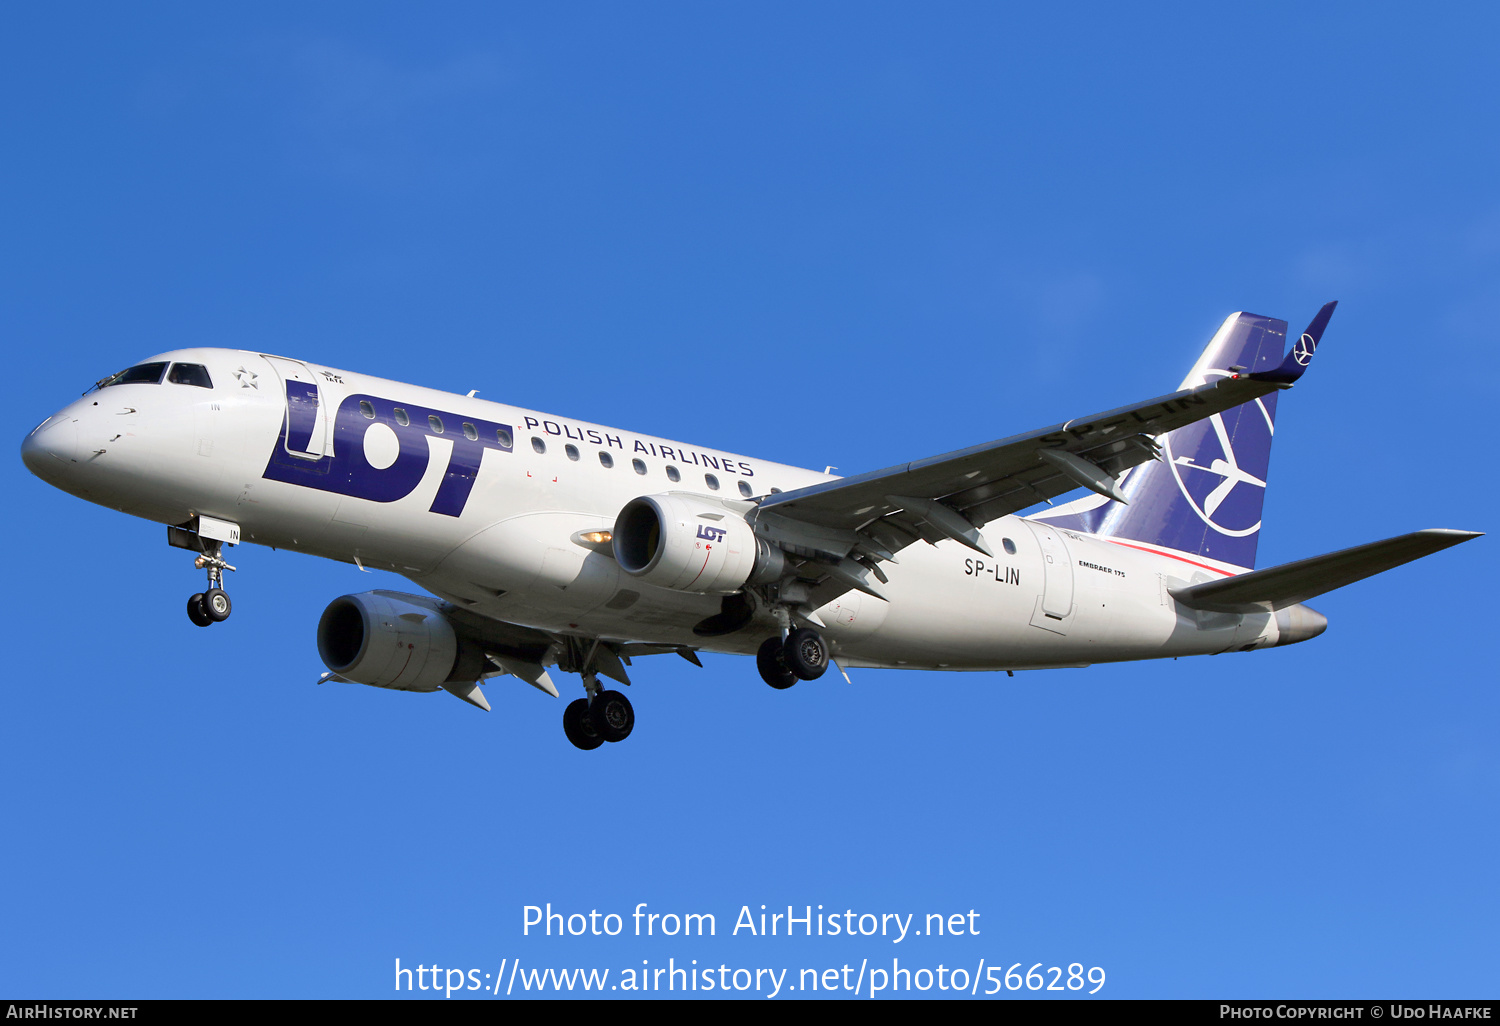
[1250,301,1338,385]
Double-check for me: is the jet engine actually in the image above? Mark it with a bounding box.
[613,494,784,594]
[317,591,483,691]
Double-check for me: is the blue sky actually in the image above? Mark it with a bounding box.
[3,3,1496,999]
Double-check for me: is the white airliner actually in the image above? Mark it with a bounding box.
[20,303,1480,749]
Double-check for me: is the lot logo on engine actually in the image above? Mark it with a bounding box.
[696,525,727,543]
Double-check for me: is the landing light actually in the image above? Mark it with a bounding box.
[570,529,615,552]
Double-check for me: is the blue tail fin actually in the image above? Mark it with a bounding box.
[1034,306,1334,571]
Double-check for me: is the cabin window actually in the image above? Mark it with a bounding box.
[565,444,580,461]
[737,480,753,498]
[462,422,478,441]
[496,427,512,448]
[167,363,213,388]
[358,401,375,419]
[704,473,720,491]
[665,465,680,482]
[770,487,782,494]
[599,452,614,468]
[394,408,410,427]
[428,415,444,434]
[1002,538,1017,555]
[531,437,546,454]
[632,459,647,475]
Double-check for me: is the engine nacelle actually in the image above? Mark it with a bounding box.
[317,591,467,692]
[613,494,784,594]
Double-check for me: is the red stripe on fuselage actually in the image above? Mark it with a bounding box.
[1103,538,1236,577]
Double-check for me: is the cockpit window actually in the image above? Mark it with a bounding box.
[98,362,168,388]
[167,363,213,388]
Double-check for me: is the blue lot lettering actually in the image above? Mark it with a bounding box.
[262,383,512,517]
[696,525,727,543]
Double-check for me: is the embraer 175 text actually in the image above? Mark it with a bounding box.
[21,304,1480,748]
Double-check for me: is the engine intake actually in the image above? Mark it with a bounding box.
[613,494,783,594]
[317,591,467,691]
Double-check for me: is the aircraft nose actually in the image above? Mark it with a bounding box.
[20,414,79,479]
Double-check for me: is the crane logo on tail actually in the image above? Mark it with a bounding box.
[1163,385,1275,538]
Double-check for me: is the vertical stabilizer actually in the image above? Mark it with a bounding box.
[1034,309,1328,572]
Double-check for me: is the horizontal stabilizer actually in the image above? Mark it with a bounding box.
[1171,529,1481,613]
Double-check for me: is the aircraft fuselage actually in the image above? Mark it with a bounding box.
[22,347,1301,673]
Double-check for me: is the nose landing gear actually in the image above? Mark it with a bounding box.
[175,541,236,627]
[168,518,241,627]
[188,584,233,626]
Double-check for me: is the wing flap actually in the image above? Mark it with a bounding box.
[1170,529,1482,613]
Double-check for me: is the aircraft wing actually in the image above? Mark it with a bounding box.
[440,601,704,694]
[751,304,1336,601]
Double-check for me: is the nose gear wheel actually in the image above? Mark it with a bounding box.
[187,593,213,627]
[202,588,232,622]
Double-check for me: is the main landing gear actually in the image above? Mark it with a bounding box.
[562,673,635,751]
[186,546,236,628]
[757,627,829,689]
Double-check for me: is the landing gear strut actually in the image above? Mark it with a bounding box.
[757,627,830,688]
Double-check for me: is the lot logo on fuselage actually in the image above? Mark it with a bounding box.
[262,381,512,517]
